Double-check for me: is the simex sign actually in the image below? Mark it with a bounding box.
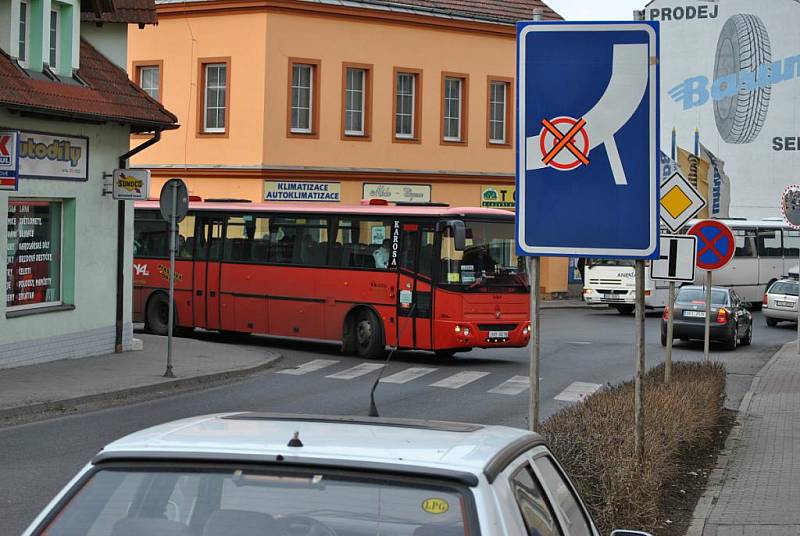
[639,4,719,22]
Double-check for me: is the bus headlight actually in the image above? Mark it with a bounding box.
[455,325,470,337]
[522,324,531,335]
[455,325,462,333]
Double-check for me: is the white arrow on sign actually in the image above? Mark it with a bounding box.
[650,234,697,282]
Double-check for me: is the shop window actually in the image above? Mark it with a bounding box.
[333,218,394,269]
[6,199,63,311]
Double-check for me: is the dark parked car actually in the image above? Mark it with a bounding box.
[661,285,752,350]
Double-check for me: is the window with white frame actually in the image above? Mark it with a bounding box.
[139,66,160,101]
[489,81,508,144]
[395,72,415,139]
[443,77,463,142]
[203,63,227,133]
[18,0,29,65]
[49,8,59,69]
[291,64,313,133]
[344,68,366,136]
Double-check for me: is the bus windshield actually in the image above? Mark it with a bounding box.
[440,220,526,288]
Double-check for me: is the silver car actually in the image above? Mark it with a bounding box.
[23,413,650,536]
[763,278,798,326]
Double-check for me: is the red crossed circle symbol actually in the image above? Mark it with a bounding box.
[688,220,735,271]
[539,116,590,171]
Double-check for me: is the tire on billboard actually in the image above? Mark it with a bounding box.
[713,14,771,144]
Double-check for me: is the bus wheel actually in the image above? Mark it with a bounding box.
[355,310,385,359]
[146,293,170,336]
[615,305,634,315]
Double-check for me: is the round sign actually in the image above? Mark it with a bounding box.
[159,178,189,223]
[688,220,735,271]
[781,184,800,229]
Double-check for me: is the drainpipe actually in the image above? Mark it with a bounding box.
[115,130,162,352]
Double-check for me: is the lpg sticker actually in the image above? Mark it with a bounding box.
[421,498,449,515]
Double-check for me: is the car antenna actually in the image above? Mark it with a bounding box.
[368,303,416,417]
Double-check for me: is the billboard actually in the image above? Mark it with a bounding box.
[642,0,800,218]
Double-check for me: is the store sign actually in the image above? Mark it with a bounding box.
[362,183,431,203]
[18,131,88,181]
[6,200,62,309]
[481,185,516,208]
[264,180,340,202]
[113,169,150,200]
[0,131,20,191]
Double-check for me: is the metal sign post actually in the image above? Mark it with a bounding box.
[528,257,541,432]
[650,233,697,381]
[780,185,800,355]
[666,282,675,383]
[704,270,712,362]
[688,220,735,363]
[634,260,646,464]
[159,178,189,378]
[166,185,177,378]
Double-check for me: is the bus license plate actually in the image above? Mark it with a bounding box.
[684,310,705,318]
[489,330,509,338]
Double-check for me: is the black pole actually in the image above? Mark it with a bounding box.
[115,130,162,352]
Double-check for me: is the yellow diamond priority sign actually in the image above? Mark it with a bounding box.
[660,172,706,232]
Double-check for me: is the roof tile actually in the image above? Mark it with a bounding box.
[81,0,158,25]
[0,40,177,131]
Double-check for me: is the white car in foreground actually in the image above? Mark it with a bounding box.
[23,413,651,536]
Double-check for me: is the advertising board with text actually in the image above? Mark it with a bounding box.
[264,180,340,202]
[15,131,88,181]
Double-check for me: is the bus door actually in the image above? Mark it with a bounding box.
[192,213,224,330]
[396,223,435,350]
[757,227,783,287]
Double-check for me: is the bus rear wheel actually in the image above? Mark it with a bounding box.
[146,292,170,336]
[355,310,385,360]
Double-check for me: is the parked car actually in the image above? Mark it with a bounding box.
[763,278,799,326]
[661,285,752,350]
[23,413,650,536]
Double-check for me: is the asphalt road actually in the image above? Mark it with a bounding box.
[1,307,794,534]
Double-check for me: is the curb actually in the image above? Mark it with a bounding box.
[685,342,787,536]
[0,352,283,425]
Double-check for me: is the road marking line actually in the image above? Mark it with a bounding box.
[326,363,385,380]
[567,341,592,345]
[430,371,490,389]
[380,367,437,384]
[488,375,530,396]
[275,359,339,376]
[554,381,602,402]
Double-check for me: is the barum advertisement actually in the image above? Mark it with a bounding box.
[642,0,800,217]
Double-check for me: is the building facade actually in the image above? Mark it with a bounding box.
[127,0,571,294]
[0,0,177,368]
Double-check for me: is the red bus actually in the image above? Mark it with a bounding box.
[132,200,530,358]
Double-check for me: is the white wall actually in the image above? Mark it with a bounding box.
[646,0,800,218]
[80,21,127,69]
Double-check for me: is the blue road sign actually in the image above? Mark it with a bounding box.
[516,22,660,258]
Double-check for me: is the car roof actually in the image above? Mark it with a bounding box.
[95,413,541,483]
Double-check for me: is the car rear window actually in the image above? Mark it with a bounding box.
[38,466,472,536]
[769,281,799,296]
[676,288,728,305]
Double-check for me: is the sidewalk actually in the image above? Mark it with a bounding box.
[689,341,800,536]
[0,333,281,423]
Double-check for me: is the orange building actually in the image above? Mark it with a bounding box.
[127,0,570,294]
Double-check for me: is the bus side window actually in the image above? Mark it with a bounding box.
[783,229,800,258]
[734,229,756,258]
[223,215,253,262]
[757,228,783,258]
[176,215,196,259]
[134,210,169,258]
